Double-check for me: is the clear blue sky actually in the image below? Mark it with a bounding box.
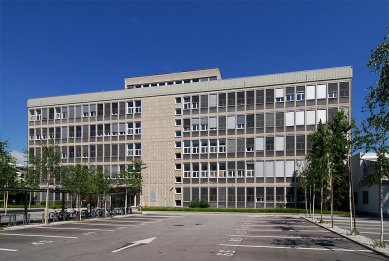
[0,1,388,158]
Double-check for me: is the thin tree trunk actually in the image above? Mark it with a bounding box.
[320,182,324,222]
[4,190,9,216]
[29,192,32,208]
[304,187,308,218]
[330,170,334,228]
[349,159,353,233]
[44,179,50,226]
[125,187,128,214]
[312,184,315,221]
[78,194,81,221]
[104,194,106,218]
[380,177,384,243]
[309,186,312,218]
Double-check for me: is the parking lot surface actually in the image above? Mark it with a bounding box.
[0,213,386,261]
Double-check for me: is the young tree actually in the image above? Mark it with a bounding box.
[62,164,93,220]
[0,140,17,215]
[305,121,329,223]
[117,160,146,213]
[355,31,389,245]
[93,166,112,216]
[28,140,62,225]
[327,111,352,228]
[23,158,41,208]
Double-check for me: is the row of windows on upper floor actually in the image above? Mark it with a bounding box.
[181,160,304,179]
[126,76,218,89]
[29,122,142,141]
[29,100,142,121]
[174,81,350,109]
[29,143,142,160]
[174,108,344,134]
[174,135,311,158]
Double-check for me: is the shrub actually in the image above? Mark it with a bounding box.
[189,200,209,208]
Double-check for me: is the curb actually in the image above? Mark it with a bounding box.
[302,216,389,259]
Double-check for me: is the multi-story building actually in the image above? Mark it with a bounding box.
[351,152,389,216]
[27,66,352,208]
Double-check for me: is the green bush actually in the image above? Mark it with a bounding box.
[189,200,209,208]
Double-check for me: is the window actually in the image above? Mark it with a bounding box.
[363,191,368,204]
[192,118,199,131]
[134,143,141,156]
[175,176,182,183]
[296,92,305,101]
[175,141,181,148]
[237,115,245,129]
[316,84,327,99]
[134,122,141,135]
[200,118,208,131]
[175,188,182,194]
[175,119,182,126]
[286,94,294,102]
[275,88,284,102]
[183,164,191,178]
[127,144,133,156]
[209,140,217,153]
[218,139,226,153]
[328,91,338,98]
[175,130,182,137]
[175,97,182,104]
[134,100,141,113]
[175,108,182,115]
[175,153,182,159]
[183,141,191,154]
[127,101,134,114]
[192,141,199,154]
[209,117,217,130]
[339,82,350,98]
[246,164,254,177]
[184,97,191,109]
[200,140,208,154]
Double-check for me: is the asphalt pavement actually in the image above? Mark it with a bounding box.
[0,212,387,261]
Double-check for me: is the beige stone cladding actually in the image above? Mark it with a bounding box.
[141,96,176,207]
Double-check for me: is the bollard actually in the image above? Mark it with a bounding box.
[23,213,30,225]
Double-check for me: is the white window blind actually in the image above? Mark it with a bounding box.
[317,109,327,124]
[316,84,327,99]
[306,85,316,100]
[276,161,284,177]
[306,110,316,125]
[209,117,217,129]
[112,123,118,132]
[119,123,126,132]
[295,111,305,126]
[209,94,217,107]
[266,161,274,177]
[285,160,295,177]
[227,116,236,129]
[275,137,285,151]
[286,112,295,126]
[255,161,264,177]
[275,88,284,98]
[255,137,264,151]
[83,105,89,113]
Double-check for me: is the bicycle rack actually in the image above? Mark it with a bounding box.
[8,214,16,226]
[23,214,31,225]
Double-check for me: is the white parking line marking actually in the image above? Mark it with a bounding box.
[235,229,330,233]
[240,224,315,228]
[0,248,18,252]
[229,235,342,240]
[0,233,78,239]
[71,223,139,227]
[37,227,115,232]
[220,244,372,253]
[96,219,157,224]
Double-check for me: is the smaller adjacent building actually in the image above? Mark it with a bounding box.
[352,152,389,216]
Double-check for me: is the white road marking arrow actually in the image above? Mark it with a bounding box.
[112,237,157,253]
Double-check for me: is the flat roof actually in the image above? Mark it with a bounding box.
[124,68,221,87]
[28,66,352,107]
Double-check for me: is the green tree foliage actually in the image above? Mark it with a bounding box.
[93,166,112,213]
[28,140,62,225]
[117,160,147,213]
[305,121,329,221]
[0,140,17,214]
[62,164,94,220]
[355,31,389,244]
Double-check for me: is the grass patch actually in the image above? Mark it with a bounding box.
[142,207,348,214]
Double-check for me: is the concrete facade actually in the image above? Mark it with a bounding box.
[27,67,352,208]
[351,152,389,216]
